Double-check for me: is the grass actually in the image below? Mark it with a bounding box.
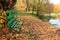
[17,11,55,21]
[17,11,32,16]
[17,11,40,20]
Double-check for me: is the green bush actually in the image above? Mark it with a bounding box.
[37,13,54,21]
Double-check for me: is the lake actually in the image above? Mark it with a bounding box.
[49,19,60,28]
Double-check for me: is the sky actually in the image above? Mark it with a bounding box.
[50,0,60,4]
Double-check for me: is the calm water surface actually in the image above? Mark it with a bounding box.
[49,19,60,28]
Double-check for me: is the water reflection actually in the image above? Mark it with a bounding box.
[49,19,60,28]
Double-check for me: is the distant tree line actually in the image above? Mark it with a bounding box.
[25,0,54,21]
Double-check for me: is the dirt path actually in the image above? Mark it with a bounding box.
[0,16,60,40]
[18,16,60,40]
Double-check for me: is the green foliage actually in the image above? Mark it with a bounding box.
[12,0,17,6]
[0,0,17,10]
[37,13,57,21]
[51,16,57,19]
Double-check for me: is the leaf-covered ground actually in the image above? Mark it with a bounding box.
[0,16,60,40]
